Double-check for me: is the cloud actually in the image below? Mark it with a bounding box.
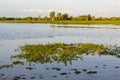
[112,3,120,10]
[20,9,54,13]
[112,3,120,7]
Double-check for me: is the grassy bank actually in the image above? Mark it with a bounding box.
[1,20,120,25]
[50,20,120,25]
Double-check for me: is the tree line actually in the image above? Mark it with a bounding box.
[0,11,120,22]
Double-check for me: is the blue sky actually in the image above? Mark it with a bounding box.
[0,0,120,17]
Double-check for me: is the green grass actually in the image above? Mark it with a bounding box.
[50,20,120,25]
[1,20,120,25]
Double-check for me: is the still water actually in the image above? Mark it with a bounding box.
[0,23,120,80]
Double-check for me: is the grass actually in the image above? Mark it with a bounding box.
[1,20,120,25]
[50,20,120,25]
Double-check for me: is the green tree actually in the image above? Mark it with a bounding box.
[26,16,32,21]
[57,12,62,20]
[62,13,69,20]
[79,15,88,21]
[43,16,48,21]
[88,14,92,21]
[38,15,41,21]
[50,11,55,21]
[97,17,102,21]
[91,16,95,21]
[2,17,6,21]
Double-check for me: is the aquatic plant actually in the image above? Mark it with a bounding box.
[74,70,81,75]
[0,64,13,69]
[99,45,120,58]
[60,72,67,75]
[52,76,57,78]
[83,69,87,72]
[52,67,61,71]
[0,74,4,77]
[86,71,97,74]
[12,61,24,65]
[115,66,120,69]
[13,76,21,80]
[26,67,34,70]
[11,43,120,65]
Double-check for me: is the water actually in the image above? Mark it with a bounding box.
[0,23,120,80]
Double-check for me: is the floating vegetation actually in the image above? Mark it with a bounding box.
[86,71,97,74]
[52,67,61,71]
[83,69,87,72]
[30,76,36,79]
[71,68,81,75]
[100,45,120,58]
[46,68,50,70]
[60,73,67,75]
[22,77,26,79]
[13,76,21,80]
[12,75,27,80]
[26,67,34,70]
[12,61,24,65]
[95,66,98,68]
[0,74,4,77]
[11,43,110,65]
[39,76,43,79]
[74,70,81,75]
[71,68,77,71]
[52,76,57,78]
[103,64,107,66]
[115,66,120,69]
[0,64,13,69]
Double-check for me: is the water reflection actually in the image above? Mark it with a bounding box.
[99,45,120,58]
[51,25,120,29]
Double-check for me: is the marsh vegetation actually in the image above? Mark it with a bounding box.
[11,43,107,65]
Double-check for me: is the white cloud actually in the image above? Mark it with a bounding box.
[20,9,54,13]
[112,3,120,7]
[112,3,120,10]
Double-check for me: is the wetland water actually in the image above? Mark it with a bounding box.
[0,23,120,80]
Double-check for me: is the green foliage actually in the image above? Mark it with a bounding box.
[62,13,69,20]
[50,11,55,21]
[11,43,108,65]
[0,64,13,69]
[0,11,120,25]
[57,12,62,20]
[12,61,24,65]
[88,14,92,21]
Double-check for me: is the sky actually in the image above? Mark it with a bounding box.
[0,0,120,17]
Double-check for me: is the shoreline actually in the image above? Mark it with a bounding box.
[0,20,120,25]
